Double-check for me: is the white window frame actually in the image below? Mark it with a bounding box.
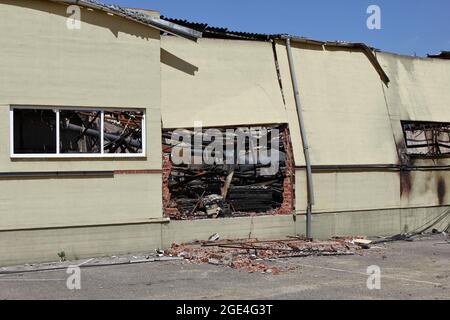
[10,106,146,159]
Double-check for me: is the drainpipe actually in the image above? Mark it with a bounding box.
[285,37,315,239]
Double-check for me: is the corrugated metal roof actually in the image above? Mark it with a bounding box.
[161,16,276,41]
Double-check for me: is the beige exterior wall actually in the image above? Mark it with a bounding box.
[276,42,450,213]
[0,0,162,172]
[295,171,401,213]
[162,37,450,214]
[1,206,447,266]
[0,222,165,266]
[0,174,163,230]
[0,0,160,109]
[272,41,404,214]
[161,36,287,129]
[0,0,164,232]
[378,52,450,123]
[378,52,450,208]
[1,1,449,266]
[274,41,398,167]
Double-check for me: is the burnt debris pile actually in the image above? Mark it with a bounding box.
[165,237,364,274]
[162,125,293,220]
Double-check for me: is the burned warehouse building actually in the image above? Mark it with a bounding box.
[0,0,449,266]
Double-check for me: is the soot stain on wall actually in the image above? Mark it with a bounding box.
[437,177,446,206]
[397,139,413,198]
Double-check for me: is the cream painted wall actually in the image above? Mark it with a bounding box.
[0,174,163,230]
[1,0,449,235]
[378,53,450,208]
[275,41,398,167]
[161,36,287,129]
[295,169,401,213]
[0,0,162,171]
[400,170,450,208]
[273,41,401,213]
[378,52,450,123]
[4,206,448,266]
[161,36,450,214]
[0,0,164,230]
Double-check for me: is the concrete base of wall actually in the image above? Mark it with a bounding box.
[1,206,448,266]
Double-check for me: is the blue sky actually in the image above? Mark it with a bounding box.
[115,0,449,56]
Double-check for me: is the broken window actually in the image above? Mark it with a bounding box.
[402,121,450,157]
[11,107,145,157]
[162,125,295,220]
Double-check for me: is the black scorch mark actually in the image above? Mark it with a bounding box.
[437,177,446,206]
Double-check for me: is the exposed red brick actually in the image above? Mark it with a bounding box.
[276,126,295,215]
[162,153,180,217]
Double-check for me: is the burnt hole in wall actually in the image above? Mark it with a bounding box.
[162,125,295,220]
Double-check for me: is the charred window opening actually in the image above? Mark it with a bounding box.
[402,121,450,158]
[11,107,145,157]
[162,125,295,220]
[13,109,57,154]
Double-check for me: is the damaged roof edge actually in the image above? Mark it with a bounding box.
[49,0,202,41]
[427,51,450,60]
[159,16,390,84]
[279,35,390,84]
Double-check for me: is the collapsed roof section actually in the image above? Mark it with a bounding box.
[279,35,391,84]
[161,16,390,84]
[49,0,202,41]
[161,16,277,41]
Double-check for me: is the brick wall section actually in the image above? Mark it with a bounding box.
[277,126,295,215]
[162,153,180,217]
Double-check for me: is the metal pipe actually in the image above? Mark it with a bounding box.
[295,164,450,172]
[64,123,142,149]
[0,171,113,178]
[285,38,315,239]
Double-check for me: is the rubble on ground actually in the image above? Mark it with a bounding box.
[165,236,367,274]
